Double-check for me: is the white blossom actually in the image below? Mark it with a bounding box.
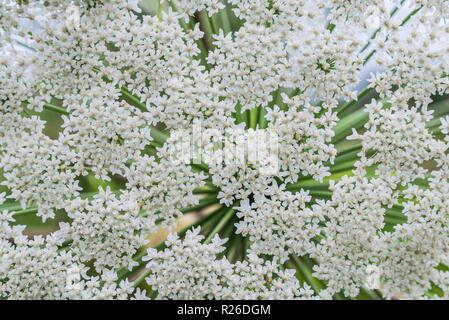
[1,0,449,300]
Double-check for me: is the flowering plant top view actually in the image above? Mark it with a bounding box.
[1,0,449,300]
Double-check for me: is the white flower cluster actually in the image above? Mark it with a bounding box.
[1,0,449,300]
[309,140,449,299]
[61,187,153,273]
[123,133,207,230]
[310,171,395,298]
[234,183,321,264]
[1,114,81,221]
[163,0,224,22]
[0,200,146,299]
[326,0,388,25]
[60,84,152,181]
[348,98,446,186]
[376,146,449,299]
[368,2,449,108]
[143,228,315,299]
[215,0,365,111]
[266,97,338,183]
[200,97,336,207]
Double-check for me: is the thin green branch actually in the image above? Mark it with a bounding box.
[203,206,236,244]
[291,255,324,293]
[43,103,69,115]
[337,87,372,117]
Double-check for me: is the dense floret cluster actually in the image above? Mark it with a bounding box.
[1,0,449,300]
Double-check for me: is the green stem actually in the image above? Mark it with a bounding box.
[359,287,381,300]
[43,103,69,115]
[242,236,250,260]
[133,268,152,287]
[335,142,362,156]
[11,207,38,217]
[332,108,369,144]
[234,103,244,124]
[258,107,268,129]
[249,106,260,129]
[219,4,231,34]
[228,234,241,263]
[220,217,237,241]
[333,149,361,165]
[400,5,423,26]
[208,15,218,35]
[329,160,357,174]
[337,87,371,117]
[192,185,220,194]
[198,207,227,233]
[120,88,147,112]
[194,11,214,53]
[203,206,236,244]
[179,196,220,214]
[287,260,307,283]
[157,0,162,20]
[291,255,324,293]
[186,207,225,235]
[150,127,168,145]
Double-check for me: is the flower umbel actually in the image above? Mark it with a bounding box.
[1,0,449,300]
